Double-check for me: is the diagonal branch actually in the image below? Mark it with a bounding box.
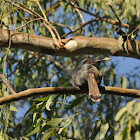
[64,0,138,30]
[0,73,17,95]
[109,5,121,23]
[0,86,140,105]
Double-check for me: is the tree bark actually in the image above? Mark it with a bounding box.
[0,86,140,105]
[0,29,140,59]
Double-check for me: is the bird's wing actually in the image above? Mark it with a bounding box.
[87,73,101,102]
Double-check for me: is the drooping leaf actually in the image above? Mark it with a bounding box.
[10,104,18,112]
[24,104,36,117]
[100,123,109,139]
[66,95,87,110]
[90,120,101,139]
[32,96,51,101]
[115,107,127,121]
[58,118,72,134]
[41,128,55,140]
[46,95,58,111]
[46,118,64,127]
[26,124,41,137]
[130,33,136,39]
[104,132,114,140]
[123,41,129,54]
[118,36,123,49]
[126,100,136,110]
[122,77,127,88]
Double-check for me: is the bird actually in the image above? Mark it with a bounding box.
[71,57,111,101]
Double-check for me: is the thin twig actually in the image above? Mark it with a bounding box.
[50,21,72,31]
[63,0,137,30]
[35,0,62,46]
[43,22,60,48]
[4,0,62,48]
[61,18,98,38]
[15,8,32,30]
[71,1,85,23]
[109,5,121,23]
[11,18,42,31]
[7,52,39,77]
[0,73,17,95]
[3,30,11,73]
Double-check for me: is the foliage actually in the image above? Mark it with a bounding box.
[0,0,140,139]
[115,100,140,140]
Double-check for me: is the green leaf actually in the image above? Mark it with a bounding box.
[105,0,114,5]
[104,132,114,140]
[66,95,87,110]
[130,33,136,39]
[24,104,36,117]
[123,41,129,54]
[118,36,122,49]
[61,82,69,87]
[21,136,29,140]
[126,100,136,115]
[90,120,101,139]
[134,102,140,115]
[58,119,72,134]
[32,96,51,101]
[135,130,140,140]
[25,124,41,137]
[10,105,18,112]
[41,128,55,140]
[126,100,136,109]
[122,124,131,140]
[115,107,127,121]
[122,77,127,88]
[100,123,109,139]
[46,118,64,127]
[46,95,57,111]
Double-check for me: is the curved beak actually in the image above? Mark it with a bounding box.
[90,57,111,64]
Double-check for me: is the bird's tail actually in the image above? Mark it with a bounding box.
[87,73,101,102]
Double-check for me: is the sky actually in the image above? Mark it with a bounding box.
[111,56,140,74]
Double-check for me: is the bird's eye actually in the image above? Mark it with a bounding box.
[87,59,90,63]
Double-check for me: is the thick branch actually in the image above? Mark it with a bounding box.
[0,86,140,105]
[0,29,140,59]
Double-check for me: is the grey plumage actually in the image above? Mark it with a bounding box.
[71,57,110,101]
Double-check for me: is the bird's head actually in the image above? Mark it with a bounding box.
[78,57,111,67]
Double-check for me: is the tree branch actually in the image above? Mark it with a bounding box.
[0,73,17,95]
[0,30,140,59]
[64,0,137,30]
[0,86,139,105]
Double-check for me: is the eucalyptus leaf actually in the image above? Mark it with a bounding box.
[123,41,129,54]
[66,95,87,110]
[32,95,51,101]
[90,120,101,139]
[24,104,36,117]
[26,124,41,137]
[115,107,127,121]
[46,118,64,127]
[10,105,18,112]
[100,123,109,139]
[46,95,58,111]
[58,119,72,134]
[118,36,123,49]
[41,128,55,140]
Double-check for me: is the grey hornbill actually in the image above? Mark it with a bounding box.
[71,57,111,101]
